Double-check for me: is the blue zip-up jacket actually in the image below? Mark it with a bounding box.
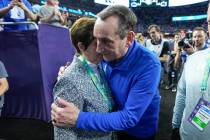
[77,40,161,138]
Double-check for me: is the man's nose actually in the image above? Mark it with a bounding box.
[96,42,104,53]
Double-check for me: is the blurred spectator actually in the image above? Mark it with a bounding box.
[0,61,9,115]
[0,61,8,96]
[165,32,182,92]
[38,0,64,27]
[0,18,3,31]
[32,4,41,14]
[192,27,209,51]
[145,24,170,85]
[172,4,210,140]
[61,11,69,27]
[135,32,145,45]
[0,0,36,31]
[175,27,209,71]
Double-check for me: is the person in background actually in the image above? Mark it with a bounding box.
[171,3,210,140]
[0,18,3,31]
[135,32,145,45]
[38,0,64,27]
[192,27,208,51]
[145,24,170,85]
[174,27,209,75]
[61,11,69,27]
[0,61,9,115]
[165,32,182,92]
[53,17,114,140]
[0,0,36,31]
[52,5,161,140]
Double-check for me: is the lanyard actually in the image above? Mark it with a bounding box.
[78,55,113,112]
[200,51,210,96]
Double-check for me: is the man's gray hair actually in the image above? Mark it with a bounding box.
[97,5,137,39]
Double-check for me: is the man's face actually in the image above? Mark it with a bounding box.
[94,16,128,62]
[192,30,206,49]
[149,27,161,42]
[174,34,181,42]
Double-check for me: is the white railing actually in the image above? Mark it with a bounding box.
[0,21,38,30]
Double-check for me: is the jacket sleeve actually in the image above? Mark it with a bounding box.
[53,76,83,139]
[76,63,161,132]
[172,65,186,129]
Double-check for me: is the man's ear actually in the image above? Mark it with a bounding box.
[77,42,85,51]
[126,31,135,47]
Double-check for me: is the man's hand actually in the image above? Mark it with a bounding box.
[57,62,70,80]
[17,0,27,11]
[51,98,80,127]
[8,0,18,9]
[184,45,194,55]
[54,9,62,17]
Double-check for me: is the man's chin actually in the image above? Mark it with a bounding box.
[103,56,113,62]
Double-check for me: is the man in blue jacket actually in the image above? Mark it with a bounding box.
[0,0,36,31]
[51,5,161,140]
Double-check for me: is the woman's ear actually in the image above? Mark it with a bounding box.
[77,42,85,51]
[126,31,135,47]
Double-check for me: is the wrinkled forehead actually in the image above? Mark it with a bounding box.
[192,30,206,37]
[94,17,119,36]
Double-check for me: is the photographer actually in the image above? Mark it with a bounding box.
[165,32,182,92]
[175,27,208,72]
[0,0,36,31]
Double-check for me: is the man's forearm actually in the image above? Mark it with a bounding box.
[0,6,12,18]
[0,79,9,96]
[59,15,64,25]
[77,64,161,132]
[23,7,36,21]
[159,56,168,63]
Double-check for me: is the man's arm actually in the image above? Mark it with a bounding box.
[76,63,161,131]
[159,41,170,63]
[160,54,169,63]
[18,0,37,21]
[52,62,161,131]
[0,78,9,96]
[54,9,64,25]
[172,65,186,129]
[0,0,17,18]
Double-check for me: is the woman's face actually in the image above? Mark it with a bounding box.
[83,39,103,64]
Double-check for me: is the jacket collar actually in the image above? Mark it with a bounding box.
[103,40,137,71]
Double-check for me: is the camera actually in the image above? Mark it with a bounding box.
[178,38,194,49]
[178,32,194,49]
